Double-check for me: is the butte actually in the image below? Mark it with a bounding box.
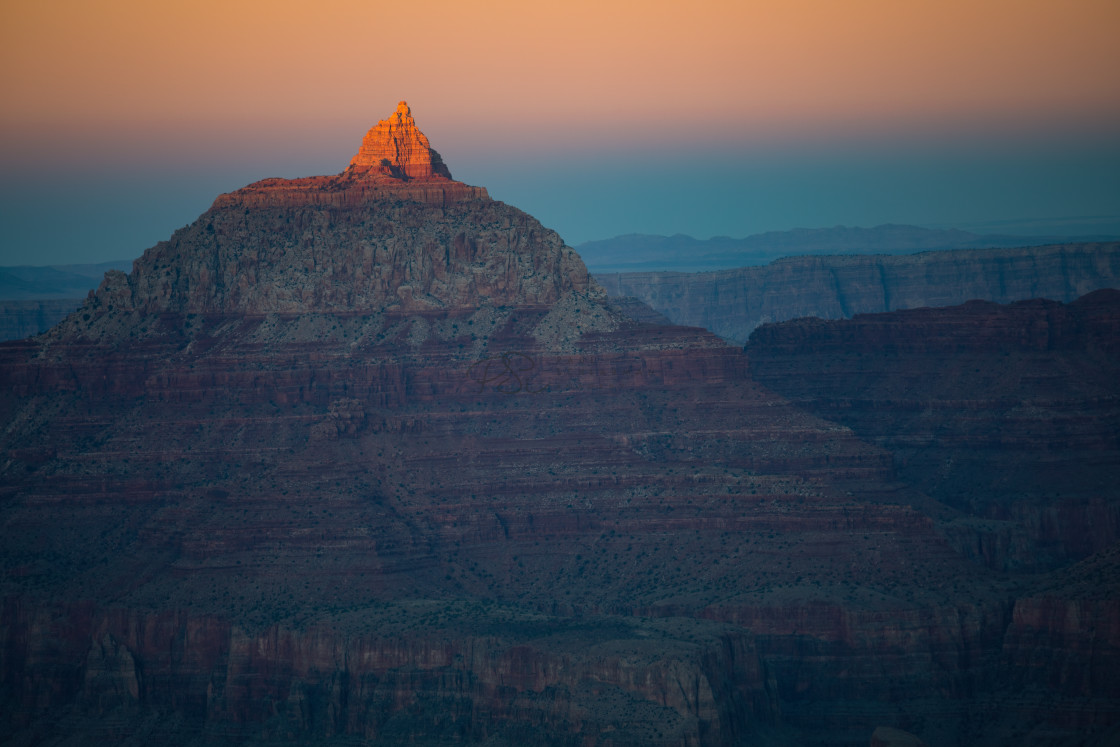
[1,102,1114,746]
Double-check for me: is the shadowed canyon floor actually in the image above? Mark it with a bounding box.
[2,104,1118,746]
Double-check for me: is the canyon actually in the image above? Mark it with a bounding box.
[596,242,1120,343]
[575,225,1120,273]
[1,104,1117,746]
[8,242,1119,344]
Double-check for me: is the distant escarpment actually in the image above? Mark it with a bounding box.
[0,298,83,341]
[596,242,1120,343]
[577,224,1120,273]
[747,290,1120,572]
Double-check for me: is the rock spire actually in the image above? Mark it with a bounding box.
[211,101,487,209]
[345,101,453,180]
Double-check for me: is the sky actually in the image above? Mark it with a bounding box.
[1,0,1118,265]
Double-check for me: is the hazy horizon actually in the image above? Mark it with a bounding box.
[2,0,1118,265]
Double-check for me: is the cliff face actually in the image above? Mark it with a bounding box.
[0,299,82,340]
[47,102,582,321]
[0,298,1022,744]
[2,105,1117,745]
[89,196,588,317]
[5,295,1004,744]
[744,293,1120,744]
[595,242,1120,343]
[747,290,1120,573]
[346,101,454,180]
[7,238,1118,343]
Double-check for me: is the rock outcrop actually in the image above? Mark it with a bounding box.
[1,104,1117,746]
[595,242,1120,343]
[85,197,590,316]
[212,100,487,211]
[52,102,580,320]
[747,290,1120,572]
[346,101,454,180]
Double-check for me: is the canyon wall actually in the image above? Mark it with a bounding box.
[3,104,1118,745]
[7,243,1118,343]
[746,289,1120,573]
[596,242,1120,343]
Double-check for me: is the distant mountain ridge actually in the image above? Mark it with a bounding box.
[0,261,134,340]
[0,260,133,300]
[577,224,1120,273]
[596,241,1120,343]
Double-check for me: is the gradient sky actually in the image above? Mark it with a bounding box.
[1,0,1118,265]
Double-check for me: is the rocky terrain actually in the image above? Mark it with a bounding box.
[1,104,1117,746]
[596,242,1120,343]
[6,237,1119,343]
[746,290,1120,574]
[746,293,1120,743]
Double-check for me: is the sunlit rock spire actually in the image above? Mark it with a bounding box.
[345,101,453,180]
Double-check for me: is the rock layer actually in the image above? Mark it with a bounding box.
[212,100,487,211]
[0,298,1021,744]
[746,290,1120,572]
[595,242,1120,343]
[346,101,453,180]
[76,197,588,318]
[2,109,1118,745]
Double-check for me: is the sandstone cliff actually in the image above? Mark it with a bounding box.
[50,101,587,322]
[7,239,1118,342]
[346,101,454,180]
[595,242,1120,343]
[1,105,1117,746]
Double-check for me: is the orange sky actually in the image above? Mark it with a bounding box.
[3,0,1118,152]
[1,0,1118,263]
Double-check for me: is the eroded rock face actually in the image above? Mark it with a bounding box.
[47,103,589,323]
[213,102,487,212]
[0,301,1012,745]
[73,198,593,318]
[2,111,1118,745]
[346,101,453,180]
[596,242,1120,343]
[747,290,1120,572]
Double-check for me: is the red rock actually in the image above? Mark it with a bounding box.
[212,100,488,211]
[2,113,1118,746]
[346,101,453,180]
